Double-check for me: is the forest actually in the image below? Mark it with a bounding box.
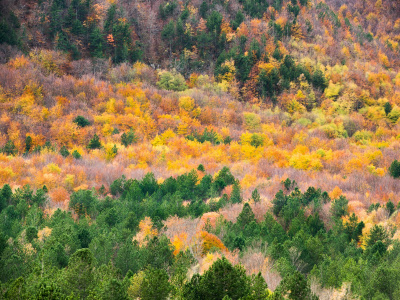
[1,0,400,298]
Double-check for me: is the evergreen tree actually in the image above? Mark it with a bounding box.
[384,102,392,115]
[87,134,102,149]
[252,188,261,203]
[25,136,32,153]
[72,150,82,159]
[161,20,175,53]
[231,181,242,204]
[121,129,138,147]
[74,115,91,127]
[237,203,257,229]
[60,146,70,157]
[389,160,400,178]
[2,140,17,156]
[140,268,171,300]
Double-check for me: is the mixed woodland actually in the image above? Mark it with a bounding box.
[1,0,400,298]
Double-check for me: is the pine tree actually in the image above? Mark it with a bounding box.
[231,181,242,204]
[87,134,102,149]
[60,146,70,157]
[25,136,32,153]
[389,160,400,178]
[251,188,261,203]
[161,20,175,54]
[2,140,17,156]
[236,203,256,229]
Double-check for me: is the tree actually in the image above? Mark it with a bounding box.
[87,134,102,149]
[231,181,242,204]
[157,70,188,91]
[277,271,313,300]
[60,146,70,157]
[121,129,138,147]
[72,150,81,159]
[384,102,392,115]
[389,160,400,178]
[366,225,389,248]
[246,273,269,300]
[73,115,91,127]
[2,140,17,155]
[161,20,175,53]
[69,189,97,217]
[25,136,32,153]
[386,200,395,216]
[331,195,348,218]
[140,268,171,300]
[184,257,250,300]
[237,203,257,229]
[62,248,95,299]
[89,27,105,58]
[252,189,261,203]
[311,69,327,91]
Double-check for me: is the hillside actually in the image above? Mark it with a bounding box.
[1,0,400,299]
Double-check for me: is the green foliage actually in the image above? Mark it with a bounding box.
[25,135,32,153]
[231,181,242,204]
[236,203,256,229]
[69,189,98,217]
[60,146,70,157]
[389,160,400,178]
[26,226,38,242]
[311,69,328,91]
[87,134,102,149]
[384,102,392,115]
[331,195,348,218]
[73,115,91,127]
[121,129,138,147]
[387,106,400,124]
[157,70,188,91]
[184,257,250,300]
[2,140,17,156]
[62,248,95,298]
[277,271,314,299]
[187,128,222,144]
[386,200,395,216]
[140,267,171,300]
[72,150,81,159]
[251,188,261,203]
